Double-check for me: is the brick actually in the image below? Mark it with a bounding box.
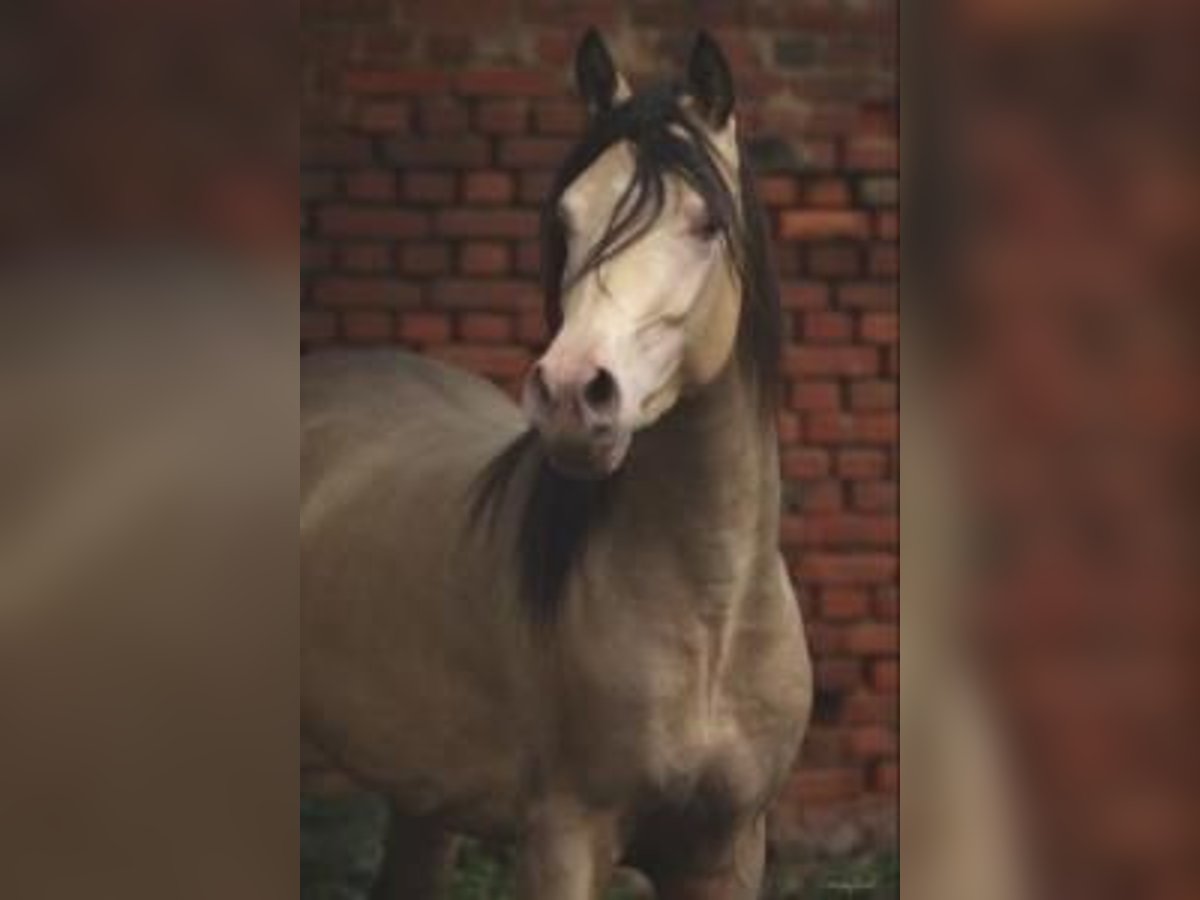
[775,36,820,68]
[425,34,475,65]
[302,309,337,344]
[777,411,801,444]
[787,381,840,411]
[302,241,333,274]
[838,283,897,310]
[849,380,897,411]
[876,211,898,240]
[804,311,853,342]
[385,137,490,168]
[403,171,456,205]
[872,586,897,622]
[519,170,555,205]
[781,448,830,480]
[435,209,538,239]
[783,347,877,377]
[397,312,452,344]
[457,68,560,97]
[842,694,896,729]
[459,241,511,275]
[779,281,829,310]
[859,176,899,207]
[869,243,898,277]
[806,623,846,657]
[344,169,396,202]
[409,0,515,28]
[800,728,851,767]
[319,206,429,239]
[339,243,392,273]
[429,278,537,310]
[848,726,896,761]
[356,101,409,133]
[845,623,899,655]
[475,99,529,135]
[853,481,897,511]
[821,587,870,620]
[515,241,542,275]
[780,514,897,548]
[806,412,898,445]
[303,132,372,167]
[804,177,851,208]
[755,175,798,207]
[400,242,452,276]
[874,761,899,794]
[814,660,863,693]
[799,553,897,585]
[789,769,864,805]
[499,137,571,168]
[837,450,889,480]
[807,244,861,278]
[860,312,898,344]
[845,135,899,172]
[342,69,453,95]
[459,312,513,343]
[780,210,870,241]
[463,170,515,205]
[515,311,548,345]
[533,100,585,135]
[871,660,899,693]
[313,277,422,309]
[301,171,338,201]
[342,310,393,342]
[799,480,842,513]
[415,98,470,135]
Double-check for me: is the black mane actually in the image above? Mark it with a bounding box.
[470,82,781,627]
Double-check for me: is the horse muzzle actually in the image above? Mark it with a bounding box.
[523,359,631,479]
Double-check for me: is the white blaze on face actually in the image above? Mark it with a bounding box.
[549,134,741,431]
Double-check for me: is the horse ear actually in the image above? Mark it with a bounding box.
[686,30,735,128]
[575,28,629,114]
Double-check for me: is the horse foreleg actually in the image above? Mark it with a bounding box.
[649,818,766,900]
[516,799,619,900]
[370,812,456,900]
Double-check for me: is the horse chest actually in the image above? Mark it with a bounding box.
[560,653,781,819]
[554,584,811,828]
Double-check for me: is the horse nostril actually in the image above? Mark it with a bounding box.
[582,368,618,415]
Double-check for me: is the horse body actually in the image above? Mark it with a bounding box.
[301,29,812,899]
[302,351,533,831]
[302,349,810,892]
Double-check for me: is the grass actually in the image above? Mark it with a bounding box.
[301,796,898,900]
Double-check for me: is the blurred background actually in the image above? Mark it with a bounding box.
[1,0,1195,897]
[903,1,1200,898]
[300,0,898,895]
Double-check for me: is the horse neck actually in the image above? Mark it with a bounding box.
[600,351,780,616]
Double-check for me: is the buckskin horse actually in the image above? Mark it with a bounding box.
[302,30,812,899]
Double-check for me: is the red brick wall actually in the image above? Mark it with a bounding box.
[302,1,897,847]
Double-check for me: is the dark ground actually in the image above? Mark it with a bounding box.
[300,796,898,900]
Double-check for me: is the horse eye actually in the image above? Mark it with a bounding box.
[692,216,720,241]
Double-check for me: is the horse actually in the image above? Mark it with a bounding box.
[301,30,812,899]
